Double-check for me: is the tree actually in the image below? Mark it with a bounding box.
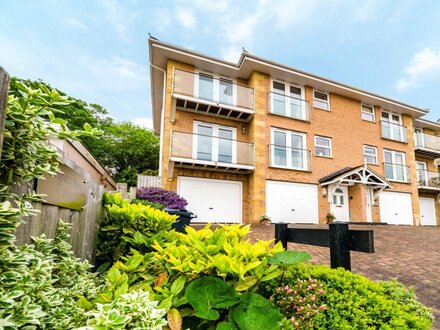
[9,78,159,186]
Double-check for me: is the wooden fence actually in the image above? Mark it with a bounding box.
[137,175,162,188]
[15,156,106,262]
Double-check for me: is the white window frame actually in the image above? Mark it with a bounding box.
[314,135,332,158]
[383,149,407,182]
[270,79,306,120]
[363,145,378,165]
[313,90,330,111]
[193,121,237,164]
[381,110,404,142]
[414,127,424,148]
[194,70,237,106]
[416,161,428,186]
[270,127,308,170]
[361,104,375,122]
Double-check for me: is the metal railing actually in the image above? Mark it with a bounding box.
[417,170,440,188]
[269,144,312,171]
[383,162,411,183]
[170,130,255,167]
[414,132,440,151]
[380,121,408,143]
[172,68,255,110]
[269,91,310,122]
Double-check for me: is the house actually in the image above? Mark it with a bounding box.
[148,38,440,226]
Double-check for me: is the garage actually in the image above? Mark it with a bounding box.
[266,181,318,224]
[420,197,437,226]
[379,191,413,225]
[177,176,242,223]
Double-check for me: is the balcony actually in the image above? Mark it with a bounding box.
[170,130,255,173]
[269,91,310,122]
[172,68,255,121]
[414,133,440,158]
[417,170,440,191]
[381,121,408,143]
[383,162,411,183]
[269,144,312,171]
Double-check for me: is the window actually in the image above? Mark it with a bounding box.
[196,72,236,106]
[271,128,308,170]
[414,128,424,148]
[313,90,330,110]
[363,145,378,165]
[270,80,307,120]
[193,122,236,164]
[381,111,405,142]
[361,105,375,122]
[314,136,332,158]
[384,149,407,182]
[416,161,428,186]
[333,188,344,206]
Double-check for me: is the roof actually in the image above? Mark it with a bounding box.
[318,167,356,184]
[319,165,391,188]
[148,38,430,133]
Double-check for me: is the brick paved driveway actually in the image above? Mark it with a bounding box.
[247,224,440,329]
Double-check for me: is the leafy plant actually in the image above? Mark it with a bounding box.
[269,263,434,329]
[81,290,167,330]
[136,187,188,209]
[96,192,179,267]
[131,198,165,210]
[270,280,326,329]
[0,221,103,329]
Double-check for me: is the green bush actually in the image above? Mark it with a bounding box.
[131,198,165,210]
[81,290,167,330]
[261,264,434,330]
[0,221,103,329]
[96,192,179,268]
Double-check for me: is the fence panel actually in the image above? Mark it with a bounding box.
[137,175,162,188]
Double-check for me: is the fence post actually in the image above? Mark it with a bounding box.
[329,222,351,270]
[128,187,137,201]
[116,183,128,199]
[274,223,288,250]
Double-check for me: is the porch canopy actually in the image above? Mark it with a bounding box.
[319,165,392,198]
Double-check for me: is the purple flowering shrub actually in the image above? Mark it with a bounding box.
[136,187,188,210]
[271,279,326,329]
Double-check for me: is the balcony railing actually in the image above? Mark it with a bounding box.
[380,121,408,143]
[414,132,440,158]
[417,170,440,189]
[269,91,310,122]
[172,68,255,121]
[269,144,312,171]
[170,130,255,172]
[383,162,411,183]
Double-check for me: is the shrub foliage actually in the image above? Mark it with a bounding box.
[136,187,188,209]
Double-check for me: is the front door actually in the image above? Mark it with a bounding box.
[329,185,349,221]
[365,188,373,223]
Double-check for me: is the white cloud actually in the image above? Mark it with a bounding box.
[396,48,440,92]
[78,55,148,92]
[220,46,241,63]
[152,8,172,32]
[100,0,132,42]
[64,17,89,31]
[177,9,197,30]
[132,117,153,129]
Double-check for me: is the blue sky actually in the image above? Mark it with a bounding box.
[1,0,440,128]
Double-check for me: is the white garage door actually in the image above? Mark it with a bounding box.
[420,197,437,226]
[266,181,318,224]
[379,191,413,225]
[177,177,242,223]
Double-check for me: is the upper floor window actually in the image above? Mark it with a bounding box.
[193,121,236,164]
[381,111,407,142]
[363,145,378,165]
[361,104,375,122]
[271,80,308,121]
[196,72,236,106]
[314,136,332,158]
[313,90,330,111]
[270,128,309,170]
[384,149,407,182]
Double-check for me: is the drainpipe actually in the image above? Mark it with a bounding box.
[150,63,166,178]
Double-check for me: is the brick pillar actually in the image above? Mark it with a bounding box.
[405,115,421,225]
[248,72,270,223]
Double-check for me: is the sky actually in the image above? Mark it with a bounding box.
[1,0,440,129]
